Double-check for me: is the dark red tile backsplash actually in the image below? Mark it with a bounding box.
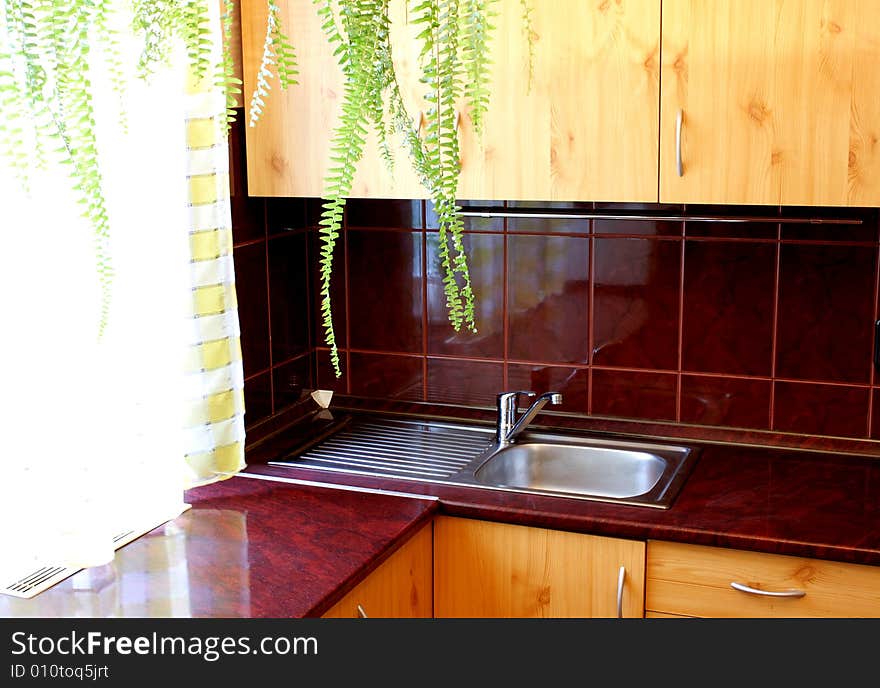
[230,114,880,441]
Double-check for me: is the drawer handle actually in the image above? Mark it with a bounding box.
[616,566,626,618]
[356,604,368,618]
[730,582,806,598]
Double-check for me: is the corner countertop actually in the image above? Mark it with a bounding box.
[245,405,880,568]
[1,477,437,618]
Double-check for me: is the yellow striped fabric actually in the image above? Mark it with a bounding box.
[182,56,246,487]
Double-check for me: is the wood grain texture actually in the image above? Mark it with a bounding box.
[323,523,433,618]
[660,0,880,206]
[240,0,426,198]
[241,0,660,200]
[433,516,645,618]
[458,0,661,202]
[646,540,880,618]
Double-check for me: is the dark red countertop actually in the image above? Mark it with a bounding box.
[0,477,436,618]
[245,404,880,567]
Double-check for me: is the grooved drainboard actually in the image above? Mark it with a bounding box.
[270,418,494,481]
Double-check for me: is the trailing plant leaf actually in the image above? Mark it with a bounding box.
[519,0,534,93]
[218,0,242,131]
[248,0,297,127]
[459,0,496,136]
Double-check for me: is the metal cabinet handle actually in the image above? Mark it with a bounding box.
[675,109,684,177]
[730,582,806,598]
[617,566,626,618]
[356,604,368,618]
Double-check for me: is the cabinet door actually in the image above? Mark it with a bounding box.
[240,0,661,201]
[240,0,427,198]
[660,0,880,206]
[322,523,432,618]
[457,0,660,202]
[433,516,645,618]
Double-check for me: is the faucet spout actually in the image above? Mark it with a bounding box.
[495,391,563,444]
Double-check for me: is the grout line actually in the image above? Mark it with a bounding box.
[587,222,595,415]
[769,222,782,430]
[343,207,352,395]
[868,240,880,438]
[675,221,685,422]
[421,215,429,402]
[261,200,275,415]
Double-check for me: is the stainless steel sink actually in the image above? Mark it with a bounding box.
[269,416,698,509]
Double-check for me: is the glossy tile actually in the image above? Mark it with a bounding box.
[682,241,775,376]
[228,114,265,245]
[507,234,589,364]
[593,238,680,370]
[427,232,504,358]
[243,371,272,427]
[233,242,270,377]
[266,198,308,236]
[348,230,423,353]
[593,218,681,236]
[268,233,310,364]
[506,201,592,234]
[680,375,771,430]
[426,199,504,232]
[349,352,423,400]
[685,222,777,239]
[507,365,588,414]
[591,369,677,421]
[346,199,423,229]
[776,244,876,384]
[773,382,869,437]
[426,358,503,406]
[272,354,312,411]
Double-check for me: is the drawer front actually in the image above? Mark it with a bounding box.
[647,541,880,618]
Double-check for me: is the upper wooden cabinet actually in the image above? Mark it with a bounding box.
[660,0,880,206]
[240,0,661,201]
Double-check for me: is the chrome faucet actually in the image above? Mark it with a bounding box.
[495,390,563,444]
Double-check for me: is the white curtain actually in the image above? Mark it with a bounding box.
[0,0,245,595]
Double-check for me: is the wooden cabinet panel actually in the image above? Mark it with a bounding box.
[457,0,660,202]
[660,0,880,206]
[647,540,880,618]
[322,524,432,618]
[434,516,645,618]
[240,0,661,201]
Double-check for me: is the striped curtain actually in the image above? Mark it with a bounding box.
[182,53,247,488]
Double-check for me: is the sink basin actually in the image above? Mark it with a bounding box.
[270,415,698,509]
[474,443,667,499]
[469,432,696,508]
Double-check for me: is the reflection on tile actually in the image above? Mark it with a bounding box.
[243,371,272,427]
[427,199,504,232]
[776,244,876,383]
[272,354,312,411]
[309,229,346,350]
[781,222,878,243]
[685,222,777,239]
[508,234,589,363]
[233,242,269,377]
[269,233,309,363]
[773,382,869,437]
[680,375,770,429]
[873,390,880,440]
[348,230,423,353]
[426,358,503,406]
[315,348,348,394]
[507,365,588,413]
[682,241,775,376]
[507,201,592,234]
[593,238,680,370]
[266,198,307,236]
[594,218,681,236]
[349,352,423,400]
[346,199,423,229]
[591,369,677,421]
[427,233,504,358]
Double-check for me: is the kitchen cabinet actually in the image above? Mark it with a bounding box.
[646,540,880,618]
[239,0,661,201]
[322,523,432,618]
[433,516,645,618]
[660,0,880,206]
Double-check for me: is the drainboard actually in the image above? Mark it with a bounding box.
[271,418,494,481]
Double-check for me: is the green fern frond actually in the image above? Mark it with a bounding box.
[459,0,495,135]
[249,0,297,127]
[519,0,535,93]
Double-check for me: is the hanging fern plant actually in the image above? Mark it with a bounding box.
[0,0,242,333]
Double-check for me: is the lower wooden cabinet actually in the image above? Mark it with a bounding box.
[322,523,433,618]
[433,516,645,618]
[646,540,880,618]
